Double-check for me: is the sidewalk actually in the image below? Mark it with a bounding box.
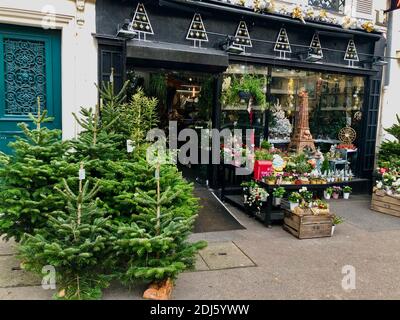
[1,195,400,300]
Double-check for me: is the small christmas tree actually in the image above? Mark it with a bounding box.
[274,28,291,59]
[130,3,154,40]
[344,40,359,67]
[113,153,206,286]
[378,114,400,166]
[233,21,252,52]
[186,13,208,48]
[309,33,323,58]
[268,99,292,140]
[0,99,72,242]
[18,168,112,300]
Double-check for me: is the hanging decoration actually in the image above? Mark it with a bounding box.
[274,28,291,59]
[361,21,375,33]
[341,16,357,30]
[253,0,275,13]
[233,21,252,52]
[309,33,323,59]
[344,40,359,67]
[186,13,209,48]
[131,3,154,41]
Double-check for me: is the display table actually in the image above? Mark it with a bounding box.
[256,178,369,227]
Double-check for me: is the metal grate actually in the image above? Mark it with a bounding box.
[356,0,373,15]
[308,0,345,13]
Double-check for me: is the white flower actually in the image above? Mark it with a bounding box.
[376,181,383,189]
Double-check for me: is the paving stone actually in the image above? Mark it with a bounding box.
[0,286,54,300]
[0,255,41,288]
[193,253,209,272]
[0,237,16,256]
[198,241,255,270]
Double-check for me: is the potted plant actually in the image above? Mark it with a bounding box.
[324,187,333,200]
[332,215,344,235]
[332,186,342,199]
[299,186,313,207]
[272,187,285,206]
[244,184,269,215]
[343,186,352,199]
[288,192,302,211]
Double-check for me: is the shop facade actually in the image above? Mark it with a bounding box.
[95,0,385,190]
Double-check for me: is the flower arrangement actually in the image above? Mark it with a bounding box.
[291,6,305,24]
[244,183,269,211]
[332,186,342,199]
[288,191,302,203]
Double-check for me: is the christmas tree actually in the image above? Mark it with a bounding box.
[268,99,292,140]
[18,170,113,300]
[0,100,72,242]
[378,114,400,167]
[130,3,154,40]
[344,40,359,67]
[186,13,208,47]
[113,153,206,284]
[233,21,252,51]
[274,28,291,59]
[309,33,323,58]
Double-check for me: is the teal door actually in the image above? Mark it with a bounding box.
[0,24,61,153]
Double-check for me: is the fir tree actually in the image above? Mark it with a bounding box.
[0,102,72,242]
[379,114,400,166]
[113,154,206,283]
[18,171,112,300]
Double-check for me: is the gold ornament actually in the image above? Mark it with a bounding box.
[292,6,305,24]
[361,21,374,33]
[338,126,356,145]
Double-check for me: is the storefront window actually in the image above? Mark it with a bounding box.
[221,64,269,144]
[269,68,365,151]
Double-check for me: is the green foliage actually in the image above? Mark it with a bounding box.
[343,186,352,193]
[260,140,272,150]
[333,215,344,225]
[18,177,112,300]
[272,187,285,198]
[321,155,330,173]
[112,151,206,283]
[222,74,267,109]
[0,111,72,242]
[379,115,400,165]
[255,149,273,161]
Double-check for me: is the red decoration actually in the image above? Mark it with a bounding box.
[254,160,273,181]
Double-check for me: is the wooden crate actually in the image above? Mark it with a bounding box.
[371,191,400,218]
[283,210,333,239]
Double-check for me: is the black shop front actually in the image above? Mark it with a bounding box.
[94,0,385,192]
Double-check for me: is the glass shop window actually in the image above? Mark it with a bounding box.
[269,68,365,153]
[221,64,269,145]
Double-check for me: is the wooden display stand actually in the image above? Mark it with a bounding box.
[283,209,333,239]
[371,189,400,217]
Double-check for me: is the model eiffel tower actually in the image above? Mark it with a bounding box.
[288,91,316,153]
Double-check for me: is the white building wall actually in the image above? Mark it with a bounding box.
[0,0,98,140]
[379,9,400,144]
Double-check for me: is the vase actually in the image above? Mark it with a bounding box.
[273,197,282,206]
[343,192,350,199]
[332,192,340,199]
[289,202,299,211]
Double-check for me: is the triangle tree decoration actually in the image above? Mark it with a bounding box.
[186,13,208,48]
[131,3,154,40]
[274,28,291,59]
[233,21,252,52]
[309,33,323,59]
[344,39,359,67]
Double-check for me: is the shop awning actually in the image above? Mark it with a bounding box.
[126,40,229,72]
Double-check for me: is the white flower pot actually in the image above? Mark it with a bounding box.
[343,193,350,199]
[331,225,335,236]
[324,192,331,200]
[289,202,299,211]
[273,197,282,206]
[260,194,268,202]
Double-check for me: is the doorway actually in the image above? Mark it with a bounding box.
[127,68,214,186]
